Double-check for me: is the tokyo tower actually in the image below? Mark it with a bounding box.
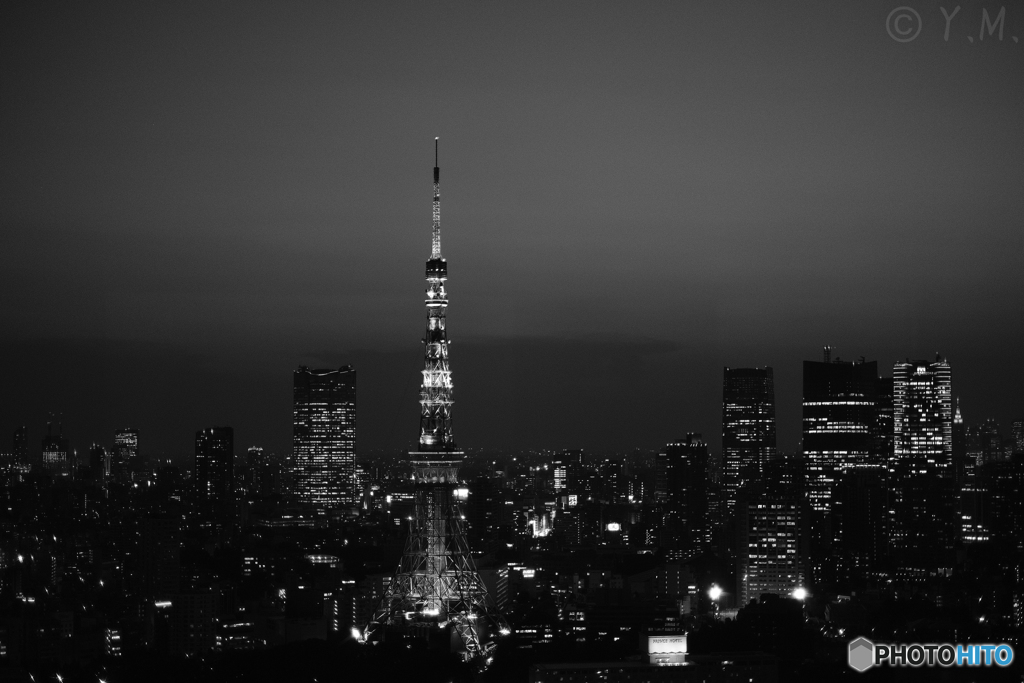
[363,140,509,662]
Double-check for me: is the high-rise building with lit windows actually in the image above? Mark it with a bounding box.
[736,458,808,606]
[892,357,952,477]
[292,366,357,509]
[553,449,584,499]
[890,357,956,576]
[194,426,234,523]
[722,367,777,514]
[113,428,138,482]
[802,354,878,514]
[41,420,71,477]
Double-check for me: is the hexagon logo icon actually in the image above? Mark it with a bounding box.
[848,637,874,672]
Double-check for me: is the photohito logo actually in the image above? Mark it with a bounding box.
[848,637,1015,671]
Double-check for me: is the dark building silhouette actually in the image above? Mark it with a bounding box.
[953,400,971,485]
[831,466,888,588]
[597,458,625,503]
[13,425,29,469]
[194,427,234,523]
[978,455,1024,553]
[138,516,182,600]
[242,446,281,498]
[871,376,894,466]
[86,443,109,484]
[978,418,1003,466]
[292,366,357,510]
[722,367,777,516]
[656,434,710,561]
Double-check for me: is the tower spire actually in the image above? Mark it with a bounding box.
[364,141,509,663]
[432,137,441,259]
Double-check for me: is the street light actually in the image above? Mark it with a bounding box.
[708,584,723,620]
[791,587,808,601]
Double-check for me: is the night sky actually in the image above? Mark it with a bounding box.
[2,1,1022,462]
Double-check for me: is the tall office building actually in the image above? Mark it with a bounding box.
[722,367,777,515]
[890,357,956,576]
[13,426,28,469]
[892,357,953,477]
[736,458,808,606]
[831,466,888,587]
[871,377,894,465]
[292,366,357,510]
[553,449,585,500]
[976,418,1003,466]
[113,428,139,482]
[656,434,710,559]
[41,421,70,477]
[87,444,110,484]
[802,353,878,514]
[194,427,234,523]
[952,400,971,485]
[1013,420,1024,455]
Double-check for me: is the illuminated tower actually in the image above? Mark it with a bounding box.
[366,140,508,662]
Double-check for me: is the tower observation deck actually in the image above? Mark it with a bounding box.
[364,140,509,664]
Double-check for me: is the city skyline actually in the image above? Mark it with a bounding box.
[2,1,1022,458]
[5,3,1024,681]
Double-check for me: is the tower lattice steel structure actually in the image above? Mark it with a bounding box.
[364,140,508,662]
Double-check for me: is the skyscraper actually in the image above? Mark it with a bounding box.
[41,420,70,477]
[736,459,808,607]
[953,400,971,485]
[892,357,953,478]
[890,357,956,576]
[12,426,28,470]
[87,444,110,484]
[113,428,139,483]
[292,366,357,510]
[802,353,878,514]
[722,367,777,514]
[553,449,584,502]
[194,427,234,523]
[871,376,894,466]
[831,466,888,587]
[656,434,710,560]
